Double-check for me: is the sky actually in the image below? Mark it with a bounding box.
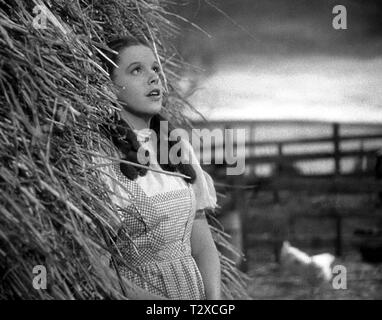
[173,0,382,123]
[177,0,382,59]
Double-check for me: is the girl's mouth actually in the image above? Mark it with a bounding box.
[146,89,161,97]
[146,89,162,101]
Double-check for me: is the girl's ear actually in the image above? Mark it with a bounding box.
[113,82,126,90]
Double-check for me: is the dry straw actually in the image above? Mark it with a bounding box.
[0,0,249,299]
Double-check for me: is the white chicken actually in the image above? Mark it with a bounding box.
[280,241,335,287]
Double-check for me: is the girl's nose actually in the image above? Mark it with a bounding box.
[148,71,160,85]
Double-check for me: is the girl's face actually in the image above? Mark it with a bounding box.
[112,45,163,117]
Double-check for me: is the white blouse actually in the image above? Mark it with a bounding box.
[93,129,217,226]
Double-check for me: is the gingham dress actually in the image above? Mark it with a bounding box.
[112,162,206,299]
[97,130,217,300]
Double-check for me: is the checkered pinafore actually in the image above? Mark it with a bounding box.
[112,163,206,300]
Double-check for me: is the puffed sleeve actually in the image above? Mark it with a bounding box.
[181,139,217,212]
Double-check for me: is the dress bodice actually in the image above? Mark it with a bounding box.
[111,162,205,299]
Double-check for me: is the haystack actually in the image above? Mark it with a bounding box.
[0,0,249,299]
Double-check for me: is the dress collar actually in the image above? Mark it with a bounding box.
[134,128,153,144]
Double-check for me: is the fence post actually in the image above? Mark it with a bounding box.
[332,123,343,255]
[360,138,365,173]
[236,188,249,272]
[335,212,343,256]
[273,143,283,203]
[277,143,283,173]
[376,149,382,203]
[223,124,229,166]
[249,125,254,176]
[333,123,340,176]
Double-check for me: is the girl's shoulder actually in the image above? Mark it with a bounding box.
[179,138,217,211]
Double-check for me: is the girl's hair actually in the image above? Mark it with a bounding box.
[103,36,149,79]
[101,36,196,184]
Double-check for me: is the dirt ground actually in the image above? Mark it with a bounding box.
[233,192,382,299]
[246,251,382,299]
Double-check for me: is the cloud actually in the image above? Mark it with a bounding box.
[190,55,382,122]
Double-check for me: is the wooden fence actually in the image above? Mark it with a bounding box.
[192,120,382,268]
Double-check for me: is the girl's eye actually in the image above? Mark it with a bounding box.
[153,66,160,73]
[131,67,141,75]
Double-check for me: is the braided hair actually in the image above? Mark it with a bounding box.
[101,36,196,184]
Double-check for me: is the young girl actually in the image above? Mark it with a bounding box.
[96,36,221,300]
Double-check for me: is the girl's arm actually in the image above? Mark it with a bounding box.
[191,210,221,300]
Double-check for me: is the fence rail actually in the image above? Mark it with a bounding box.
[252,176,382,193]
[193,120,382,268]
[210,133,382,149]
[194,122,382,175]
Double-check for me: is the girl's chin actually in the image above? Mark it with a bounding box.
[147,101,163,114]
[121,101,162,115]
[126,106,162,118]
[137,99,162,113]
[144,103,162,115]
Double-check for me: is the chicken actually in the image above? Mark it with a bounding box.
[280,241,335,287]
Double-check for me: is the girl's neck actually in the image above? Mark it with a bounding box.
[120,108,152,130]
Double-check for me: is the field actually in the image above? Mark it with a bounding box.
[247,258,382,300]
[237,192,382,299]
